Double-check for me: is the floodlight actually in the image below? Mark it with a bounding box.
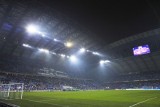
[26,24,38,34]
[100,60,110,64]
[54,38,58,41]
[70,55,77,62]
[22,43,32,48]
[100,60,105,64]
[38,48,49,53]
[51,52,56,55]
[79,48,86,53]
[105,60,110,63]
[60,54,65,58]
[65,42,73,48]
[92,52,100,55]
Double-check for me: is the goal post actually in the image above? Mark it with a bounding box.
[0,83,24,100]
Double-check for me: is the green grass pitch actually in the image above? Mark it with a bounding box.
[2,90,160,107]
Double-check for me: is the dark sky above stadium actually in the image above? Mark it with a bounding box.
[42,0,160,45]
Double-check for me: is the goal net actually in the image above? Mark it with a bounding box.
[0,83,24,100]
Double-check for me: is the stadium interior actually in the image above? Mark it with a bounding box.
[0,0,160,107]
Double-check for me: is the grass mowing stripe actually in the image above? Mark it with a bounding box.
[129,97,157,107]
[27,98,103,106]
[52,98,103,106]
[24,98,56,102]
[24,99,69,107]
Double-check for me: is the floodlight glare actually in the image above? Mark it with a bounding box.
[100,60,110,64]
[100,60,105,64]
[65,42,73,48]
[105,60,110,63]
[80,48,86,53]
[22,43,32,48]
[60,54,66,58]
[37,31,46,37]
[54,38,58,41]
[92,52,100,55]
[51,52,56,55]
[38,48,49,53]
[41,34,45,37]
[70,55,77,62]
[26,24,38,34]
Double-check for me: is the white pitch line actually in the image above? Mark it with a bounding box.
[24,99,69,107]
[129,97,157,107]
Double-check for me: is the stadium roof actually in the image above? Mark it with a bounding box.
[1,0,160,80]
[0,0,100,56]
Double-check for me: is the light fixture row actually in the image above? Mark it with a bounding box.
[25,24,109,63]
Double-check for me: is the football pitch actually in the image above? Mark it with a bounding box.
[2,90,160,107]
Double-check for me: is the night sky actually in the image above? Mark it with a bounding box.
[43,0,160,45]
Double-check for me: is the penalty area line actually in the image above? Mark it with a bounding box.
[129,97,157,107]
[24,99,69,107]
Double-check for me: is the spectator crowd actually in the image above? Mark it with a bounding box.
[0,71,102,90]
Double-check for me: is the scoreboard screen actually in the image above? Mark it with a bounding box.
[133,45,150,56]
